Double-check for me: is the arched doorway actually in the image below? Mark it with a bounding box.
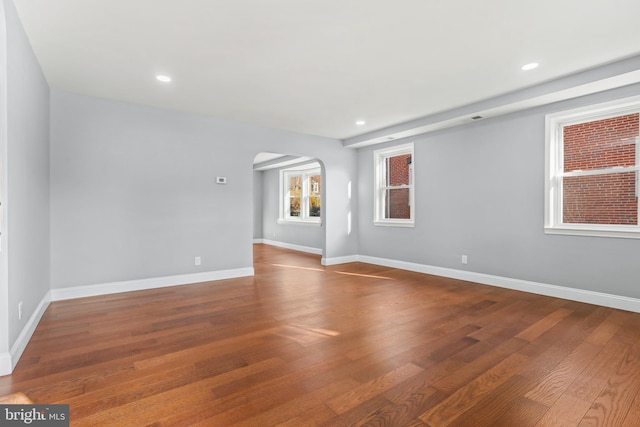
[252,152,326,264]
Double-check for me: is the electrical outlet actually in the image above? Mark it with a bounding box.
[195,256,201,266]
[18,301,23,320]
[461,255,468,265]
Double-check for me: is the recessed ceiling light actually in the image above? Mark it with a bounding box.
[156,75,172,83]
[356,120,366,126]
[521,62,539,71]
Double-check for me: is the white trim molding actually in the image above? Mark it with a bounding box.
[50,268,255,301]
[255,240,355,266]
[0,291,52,376]
[373,142,415,227]
[357,255,640,313]
[322,255,359,266]
[0,353,10,377]
[280,166,322,224]
[257,239,322,256]
[1,267,254,376]
[544,95,640,239]
[276,219,322,227]
[287,248,640,312]
[4,249,640,377]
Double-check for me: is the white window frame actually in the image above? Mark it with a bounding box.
[545,95,640,239]
[279,167,322,226]
[373,142,415,227]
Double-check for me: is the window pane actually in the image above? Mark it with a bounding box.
[308,174,321,217]
[563,113,639,172]
[563,172,638,224]
[386,154,412,186]
[384,188,410,219]
[289,175,302,197]
[309,197,321,217]
[289,197,301,216]
[309,174,321,196]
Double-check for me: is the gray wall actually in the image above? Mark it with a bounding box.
[50,91,358,289]
[0,0,51,351]
[253,170,263,240]
[358,84,640,299]
[260,167,324,250]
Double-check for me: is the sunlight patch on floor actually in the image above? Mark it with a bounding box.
[334,271,392,280]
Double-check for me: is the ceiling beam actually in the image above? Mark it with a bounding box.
[343,55,640,149]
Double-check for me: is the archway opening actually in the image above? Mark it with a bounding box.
[252,152,326,267]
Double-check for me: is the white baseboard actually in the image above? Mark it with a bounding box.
[0,268,255,376]
[253,239,357,267]
[0,353,11,377]
[358,255,640,313]
[50,267,255,301]
[0,291,52,376]
[4,253,638,377]
[258,239,323,256]
[322,255,359,266]
[259,245,640,312]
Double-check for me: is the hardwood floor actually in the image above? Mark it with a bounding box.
[2,244,640,426]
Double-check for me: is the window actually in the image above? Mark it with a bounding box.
[374,143,414,227]
[545,96,640,238]
[280,167,321,224]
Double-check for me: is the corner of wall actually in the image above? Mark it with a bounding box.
[0,353,11,376]
[0,0,11,372]
[0,291,51,376]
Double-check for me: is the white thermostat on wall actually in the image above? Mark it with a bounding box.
[216,176,227,184]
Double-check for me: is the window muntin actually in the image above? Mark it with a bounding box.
[281,168,321,223]
[545,96,640,238]
[374,143,414,226]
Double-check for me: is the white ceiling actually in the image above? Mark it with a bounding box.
[253,152,286,165]
[13,0,640,140]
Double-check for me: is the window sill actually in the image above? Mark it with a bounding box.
[544,226,640,239]
[374,220,415,228]
[278,219,322,227]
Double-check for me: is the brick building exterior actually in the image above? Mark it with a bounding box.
[562,113,638,224]
[387,154,412,219]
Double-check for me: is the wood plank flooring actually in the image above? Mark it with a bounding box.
[2,244,640,426]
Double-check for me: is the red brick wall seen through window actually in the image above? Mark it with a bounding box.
[562,113,638,224]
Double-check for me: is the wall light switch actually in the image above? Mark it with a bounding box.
[216,177,227,184]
